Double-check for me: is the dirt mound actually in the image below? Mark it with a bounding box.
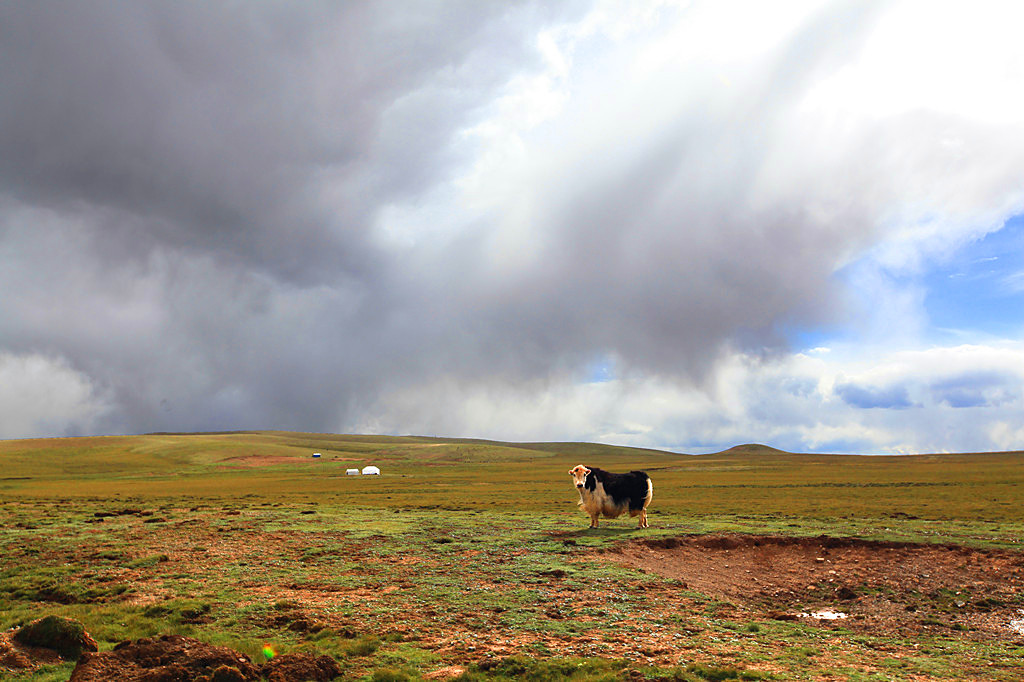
[262,652,341,681]
[69,635,341,682]
[13,615,98,660]
[607,533,1024,638]
[70,635,259,682]
[264,609,327,634]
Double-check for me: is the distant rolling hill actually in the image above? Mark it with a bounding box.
[715,443,790,456]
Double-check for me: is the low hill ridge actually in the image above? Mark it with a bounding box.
[717,443,790,456]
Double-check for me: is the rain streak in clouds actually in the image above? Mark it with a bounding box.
[1,1,1023,453]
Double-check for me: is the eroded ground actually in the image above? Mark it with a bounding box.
[3,503,1024,680]
[604,533,1024,638]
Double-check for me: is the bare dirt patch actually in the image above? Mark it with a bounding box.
[605,533,1024,638]
[0,631,62,673]
[218,455,356,468]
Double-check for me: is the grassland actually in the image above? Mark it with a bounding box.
[2,432,1023,680]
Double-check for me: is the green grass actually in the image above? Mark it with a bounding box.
[5,432,1024,529]
[1,432,1024,680]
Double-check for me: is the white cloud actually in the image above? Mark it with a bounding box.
[0,352,109,439]
[989,421,1024,452]
[356,342,1024,454]
[1003,271,1024,294]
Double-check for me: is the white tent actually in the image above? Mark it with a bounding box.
[345,468,360,476]
[362,465,381,475]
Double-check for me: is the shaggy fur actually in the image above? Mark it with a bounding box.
[569,465,652,528]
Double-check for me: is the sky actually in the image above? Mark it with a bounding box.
[1,0,1022,454]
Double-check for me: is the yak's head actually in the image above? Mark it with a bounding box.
[569,465,591,490]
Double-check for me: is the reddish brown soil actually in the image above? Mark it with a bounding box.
[68,635,340,682]
[604,533,1024,637]
[0,631,61,672]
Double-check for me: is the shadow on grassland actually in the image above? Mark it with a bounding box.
[556,526,642,539]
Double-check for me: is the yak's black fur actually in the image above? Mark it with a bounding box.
[584,467,650,511]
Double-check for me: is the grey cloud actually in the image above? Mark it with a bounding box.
[835,382,914,410]
[0,1,573,435]
[930,372,1019,409]
[417,4,895,384]
[0,1,552,281]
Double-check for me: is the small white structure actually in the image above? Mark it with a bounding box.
[312,453,322,458]
[362,465,381,476]
[346,468,360,476]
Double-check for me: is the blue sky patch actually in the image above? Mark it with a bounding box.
[585,355,616,383]
[924,215,1024,340]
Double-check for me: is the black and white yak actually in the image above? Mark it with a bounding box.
[569,465,652,529]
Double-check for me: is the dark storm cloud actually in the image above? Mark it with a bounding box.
[0,1,577,435]
[0,1,550,278]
